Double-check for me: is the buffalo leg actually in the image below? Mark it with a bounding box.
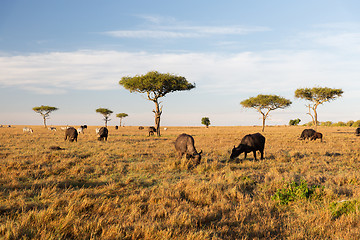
[253,151,257,160]
[260,150,264,160]
[244,152,247,159]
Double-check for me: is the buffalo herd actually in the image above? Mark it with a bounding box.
[16,124,360,164]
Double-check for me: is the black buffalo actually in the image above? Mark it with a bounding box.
[175,133,203,164]
[64,127,78,142]
[299,129,322,142]
[230,133,265,160]
[356,128,360,136]
[148,126,156,136]
[97,127,108,141]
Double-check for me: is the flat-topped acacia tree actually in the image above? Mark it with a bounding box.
[32,105,58,128]
[116,113,128,127]
[295,87,343,129]
[96,108,113,127]
[119,71,195,136]
[241,94,292,132]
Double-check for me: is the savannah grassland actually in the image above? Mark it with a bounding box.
[0,125,360,239]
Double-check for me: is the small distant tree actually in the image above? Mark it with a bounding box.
[346,120,354,127]
[116,113,128,127]
[201,117,211,128]
[96,108,113,127]
[32,105,58,127]
[289,118,301,126]
[120,71,195,136]
[353,120,360,128]
[241,94,292,132]
[295,87,343,129]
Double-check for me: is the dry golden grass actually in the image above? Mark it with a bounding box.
[0,125,360,239]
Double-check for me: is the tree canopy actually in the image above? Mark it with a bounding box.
[241,94,292,131]
[119,71,195,102]
[32,105,58,127]
[295,87,343,128]
[119,71,195,136]
[96,108,113,127]
[201,117,211,128]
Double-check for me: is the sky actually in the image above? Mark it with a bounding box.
[1,0,360,127]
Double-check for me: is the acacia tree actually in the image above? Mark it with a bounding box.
[116,113,128,127]
[241,94,292,132]
[96,108,113,127]
[32,105,58,128]
[201,117,211,128]
[295,87,343,129]
[119,71,195,136]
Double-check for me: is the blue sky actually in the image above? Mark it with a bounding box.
[1,0,360,126]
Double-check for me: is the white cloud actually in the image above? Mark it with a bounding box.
[104,25,269,39]
[0,49,358,96]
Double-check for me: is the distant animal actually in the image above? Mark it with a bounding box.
[8,125,11,128]
[175,133,203,164]
[48,127,56,131]
[49,146,64,150]
[97,127,108,141]
[356,128,360,136]
[64,127,78,142]
[80,125,87,129]
[77,127,84,134]
[138,126,144,130]
[230,133,265,160]
[115,126,119,130]
[164,127,168,131]
[299,129,322,142]
[23,127,33,133]
[148,126,156,136]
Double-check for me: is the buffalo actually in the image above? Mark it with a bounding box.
[230,133,265,160]
[97,127,108,141]
[148,126,156,136]
[175,133,203,164]
[299,129,322,142]
[356,127,360,136]
[64,127,78,142]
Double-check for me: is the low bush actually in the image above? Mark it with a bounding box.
[272,179,322,205]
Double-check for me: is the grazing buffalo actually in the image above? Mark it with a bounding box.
[64,127,78,142]
[138,126,144,130]
[175,133,203,164]
[148,126,156,136]
[115,126,119,130]
[23,127,33,133]
[230,133,265,160]
[356,128,360,136]
[97,127,108,141]
[299,129,322,142]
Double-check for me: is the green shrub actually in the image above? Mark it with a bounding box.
[332,121,346,127]
[352,120,360,128]
[289,118,301,126]
[321,121,333,127]
[346,120,355,127]
[272,179,322,205]
[329,200,360,219]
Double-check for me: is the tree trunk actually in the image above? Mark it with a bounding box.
[119,118,122,127]
[262,116,265,132]
[43,116,47,128]
[313,106,318,131]
[154,101,162,136]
